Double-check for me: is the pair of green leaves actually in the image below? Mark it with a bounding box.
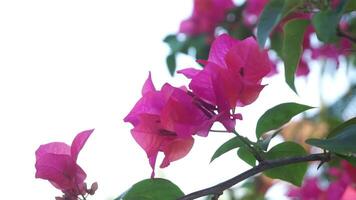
[257,0,303,48]
[211,138,308,186]
[210,136,257,166]
[257,0,307,93]
[211,102,313,186]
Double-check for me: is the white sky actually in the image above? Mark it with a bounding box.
[0,1,351,200]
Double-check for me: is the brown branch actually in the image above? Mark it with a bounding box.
[177,153,331,200]
[337,28,356,44]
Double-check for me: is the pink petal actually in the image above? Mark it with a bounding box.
[327,181,347,200]
[130,114,165,156]
[296,59,310,76]
[208,34,238,67]
[36,142,71,160]
[160,137,194,168]
[177,68,201,79]
[160,84,213,138]
[142,72,156,95]
[124,91,165,126]
[226,37,272,83]
[341,186,356,200]
[71,129,93,162]
[35,153,86,190]
[188,62,221,105]
[236,83,265,107]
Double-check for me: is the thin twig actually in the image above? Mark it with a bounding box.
[177,153,331,200]
[209,129,230,133]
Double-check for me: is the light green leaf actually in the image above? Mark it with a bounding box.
[256,102,313,139]
[210,137,244,163]
[237,147,256,166]
[264,142,307,186]
[117,178,184,200]
[257,0,303,47]
[282,19,310,93]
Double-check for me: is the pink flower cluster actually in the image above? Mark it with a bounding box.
[179,0,234,36]
[125,34,272,176]
[35,130,97,200]
[288,161,356,200]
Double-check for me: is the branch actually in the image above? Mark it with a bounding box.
[337,28,356,44]
[177,153,331,200]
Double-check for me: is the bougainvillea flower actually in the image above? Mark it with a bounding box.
[179,34,271,130]
[35,129,97,200]
[327,161,356,200]
[311,38,352,66]
[287,177,326,200]
[179,0,234,36]
[124,73,216,177]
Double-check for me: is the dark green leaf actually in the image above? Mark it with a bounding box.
[312,11,339,43]
[190,35,209,59]
[118,178,184,200]
[166,54,176,76]
[237,147,256,166]
[257,0,302,47]
[327,117,356,138]
[210,137,244,163]
[306,124,356,155]
[163,35,183,53]
[312,0,348,43]
[282,19,310,93]
[264,142,307,186]
[256,102,314,139]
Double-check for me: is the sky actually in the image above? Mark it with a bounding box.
[0,1,352,200]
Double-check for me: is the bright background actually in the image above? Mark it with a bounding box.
[0,1,351,199]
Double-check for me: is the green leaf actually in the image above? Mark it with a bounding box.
[257,0,303,47]
[256,102,313,139]
[237,147,256,166]
[263,142,307,186]
[282,19,310,93]
[166,54,176,76]
[345,0,356,13]
[270,32,284,58]
[312,11,339,43]
[312,0,349,43]
[210,137,244,163]
[306,124,356,155]
[117,178,184,200]
[163,35,183,53]
[327,117,356,138]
